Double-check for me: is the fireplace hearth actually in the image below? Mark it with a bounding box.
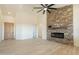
[51,32,64,38]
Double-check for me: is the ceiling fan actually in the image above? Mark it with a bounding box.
[33,4,57,14]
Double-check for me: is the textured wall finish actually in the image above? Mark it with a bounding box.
[47,5,73,43]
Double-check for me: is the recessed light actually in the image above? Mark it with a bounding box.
[8,12,11,15]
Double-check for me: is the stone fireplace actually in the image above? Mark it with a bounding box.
[47,5,73,44]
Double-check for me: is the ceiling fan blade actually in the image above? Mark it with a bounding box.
[48,8,57,10]
[47,10,51,13]
[41,4,46,8]
[43,10,45,14]
[48,4,55,7]
[37,9,43,13]
[33,7,43,9]
[45,4,48,7]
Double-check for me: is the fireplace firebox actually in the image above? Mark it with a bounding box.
[51,32,64,38]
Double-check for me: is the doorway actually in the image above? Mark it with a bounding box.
[4,22,14,40]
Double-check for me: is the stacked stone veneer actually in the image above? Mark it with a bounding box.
[47,5,73,44]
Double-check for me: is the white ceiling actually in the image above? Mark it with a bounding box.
[0,4,71,8]
[32,4,71,8]
[51,4,70,8]
[0,4,71,15]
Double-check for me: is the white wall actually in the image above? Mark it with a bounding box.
[73,4,79,47]
[0,8,3,41]
[15,5,38,40]
[36,12,47,40]
[3,16,15,23]
[15,24,35,40]
[0,5,38,40]
[0,22,2,42]
[41,13,47,40]
[0,4,47,40]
